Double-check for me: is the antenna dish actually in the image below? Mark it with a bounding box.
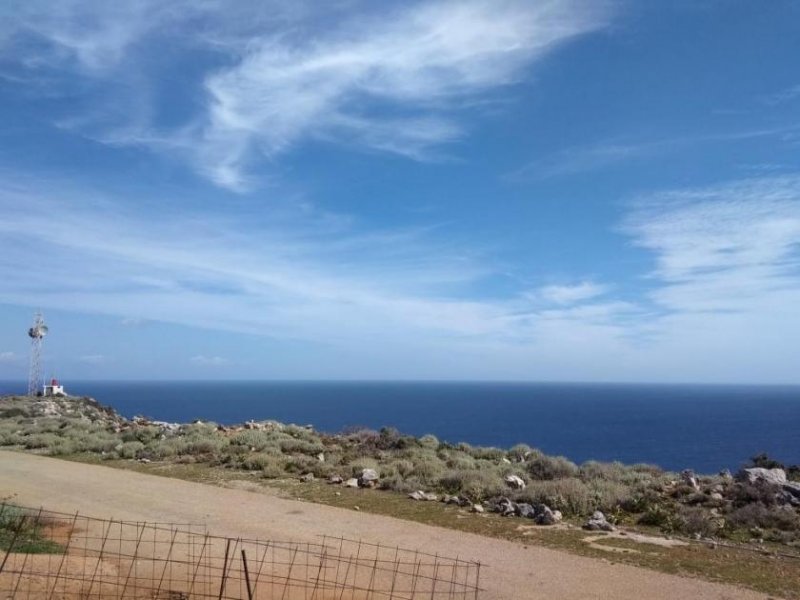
[28,324,48,339]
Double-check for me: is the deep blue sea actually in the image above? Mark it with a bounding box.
[1,380,798,473]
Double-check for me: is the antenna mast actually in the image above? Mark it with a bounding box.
[27,312,48,396]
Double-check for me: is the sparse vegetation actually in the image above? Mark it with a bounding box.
[0,504,64,554]
[1,394,799,549]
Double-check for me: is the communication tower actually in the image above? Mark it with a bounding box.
[27,312,48,396]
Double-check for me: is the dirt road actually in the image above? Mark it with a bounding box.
[0,451,774,600]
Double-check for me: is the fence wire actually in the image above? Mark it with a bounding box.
[0,503,482,599]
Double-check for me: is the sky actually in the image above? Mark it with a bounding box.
[0,0,799,383]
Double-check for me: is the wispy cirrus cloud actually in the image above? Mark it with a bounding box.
[0,174,634,365]
[624,176,800,315]
[191,0,613,190]
[531,281,609,305]
[1,0,613,191]
[509,127,799,180]
[761,83,800,107]
[2,172,799,380]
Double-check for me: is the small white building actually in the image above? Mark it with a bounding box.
[43,378,66,397]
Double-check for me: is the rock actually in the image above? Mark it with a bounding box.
[353,506,360,511]
[299,473,314,482]
[442,494,472,507]
[740,468,787,486]
[681,469,699,490]
[138,458,151,464]
[719,468,733,480]
[504,474,526,490]
[471,504,485,514]
[516,503,536,519]
[710,492,724,501]
[408,491,439,501]
[335,491,341,496]
[490,497,517,516]
[501,457,512,464]
[535,506,562,526]
[583,510,615,532]
[783,481,800,501]
[343,478,359,488]
[317,452,325,463]
[328,475,343,484]
[358,468,379,487]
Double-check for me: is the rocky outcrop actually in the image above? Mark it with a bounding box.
[504,474,526,490]
[738,468,800,504]
[583,511,615,532]
[485,497,560,525]
[343,478,360,488]
[516,503,536,519]
[358,468,379,488]
[536,505,562,525]
[740,468,787,486]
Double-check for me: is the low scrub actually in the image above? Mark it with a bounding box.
[2,395,799,545]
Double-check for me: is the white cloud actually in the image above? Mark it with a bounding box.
[762,83,800,106]
[535,281,608,305]
[193,0,612,189]
[190,355,230,367]
[624,176,800,313]
[0,352,17,363]
[0,0,612,191]
[0,175,635,361]
[3,173,800,381]
[509,127,798,180]
[611,176,800,380]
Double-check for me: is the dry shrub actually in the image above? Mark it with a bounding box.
[526,453,579,481]
[517,478,592,515]
[438,469,504,501]
[728,504,800,531]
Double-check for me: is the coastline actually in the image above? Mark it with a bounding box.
[3,379,799,472]
[1,393,800,598]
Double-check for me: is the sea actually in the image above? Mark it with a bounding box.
[1,380,798,474]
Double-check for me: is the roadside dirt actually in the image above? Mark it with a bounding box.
[0,451,776,600]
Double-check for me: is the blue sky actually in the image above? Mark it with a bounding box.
[0,0,799,382]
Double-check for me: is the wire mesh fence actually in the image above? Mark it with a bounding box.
[0,503,482,599]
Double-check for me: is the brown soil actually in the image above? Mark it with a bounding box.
[0,451,778,600]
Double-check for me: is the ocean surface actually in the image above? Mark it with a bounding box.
[1,380,798,473]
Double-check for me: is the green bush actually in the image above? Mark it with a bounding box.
[638,505,682,533]
[116,441,145,459]
[727,504,800,531]
[279,438,324,455]
[517,478,593,515]
[419,434,440,450]
[438,469,504,501]
[526,452,579,480]
[240,452,286,472]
